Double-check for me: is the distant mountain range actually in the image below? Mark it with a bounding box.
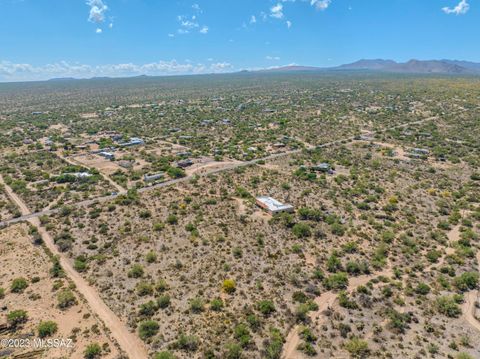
[256,59,480,75]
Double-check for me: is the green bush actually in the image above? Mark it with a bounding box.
[38,321,58,338]
[84,343,102,359]
[128,264,144,278]
[136,282,154,296]
[7,310,28,327]
[139,301,158,317]
[210,298,224,311]
[174,333,199,351]
[0,287,5,299]
[157,295,171,309]
[225,342,242,359]
[189,297,205,313]
[11,277,28,293]
[57,289,77,309]
[344,337,370,358]
[234,323,251,347]
[324,272,349,290]
[138,320,159,340]
[436,296,462,317]
[415,283,431,295]
[292,223,311,238]
[155,351,176,359]
[257,300,276,316]
[454,272,479,292]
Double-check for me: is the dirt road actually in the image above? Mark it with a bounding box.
[0,175,148,359]
[462,252,480,332]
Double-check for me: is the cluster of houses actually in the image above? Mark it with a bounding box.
[90,136,146,161]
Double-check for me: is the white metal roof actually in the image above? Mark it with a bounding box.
[256,196,293,212]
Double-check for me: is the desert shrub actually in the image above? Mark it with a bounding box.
[57,289,77,309]
[346,261,370,275]
[295,301,319,322]
[7,310,28,327]
[454,272,479,292]
[145,251,157,263]
[257,300,276,316]
[324,272,348,290]
[327,254,343,272]
[456,353,474,359]
[155,352,176,359]
[387,309,411,333]
[38,321,58,338]
[138,320,159,340]
[344,337,370,358]
[174,333,199,351]
[189,298,205,313]
[298,342,317,356]
[436,296,462,317]
[222,279,236,294]
[153,222,165,231]
[11,277,28,293]
[298,207,322,221]
[128,264,144,278]
[415,283,431,295]
[84,343,102,359]
[234,323,251,347]
[167,214,178,225]
[210,298,224,311]
[139,301,158,317]
[0,287,5,299]
[74,256,88,272]
[264,328,283,359]
[292,223,311,238]
[157,295,171,309]
[292,291,309,303]
[50,256,64,278]
[136,282,154,296]
[156,279,169,293]
[225,342,242,359]
[338,291,358,309]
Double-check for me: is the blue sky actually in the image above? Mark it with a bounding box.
[0,0,477,81]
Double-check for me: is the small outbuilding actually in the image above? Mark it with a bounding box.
[256,196,294,214]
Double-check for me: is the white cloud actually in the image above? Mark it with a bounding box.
[270,3,284,19]
[177,11,208,34]
[286,20,292,28]
[87,0,108,23]
[266,56,281,61]
[192,3,201,12]
[311,0,331,11]
[442,0,470,15]
[250,15,257,24]
[96,28,103,34]
[0,60,235,82]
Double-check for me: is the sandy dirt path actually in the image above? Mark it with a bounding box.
[462,251,480,332]
[0,175,148,359]
[281,264,393,359]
